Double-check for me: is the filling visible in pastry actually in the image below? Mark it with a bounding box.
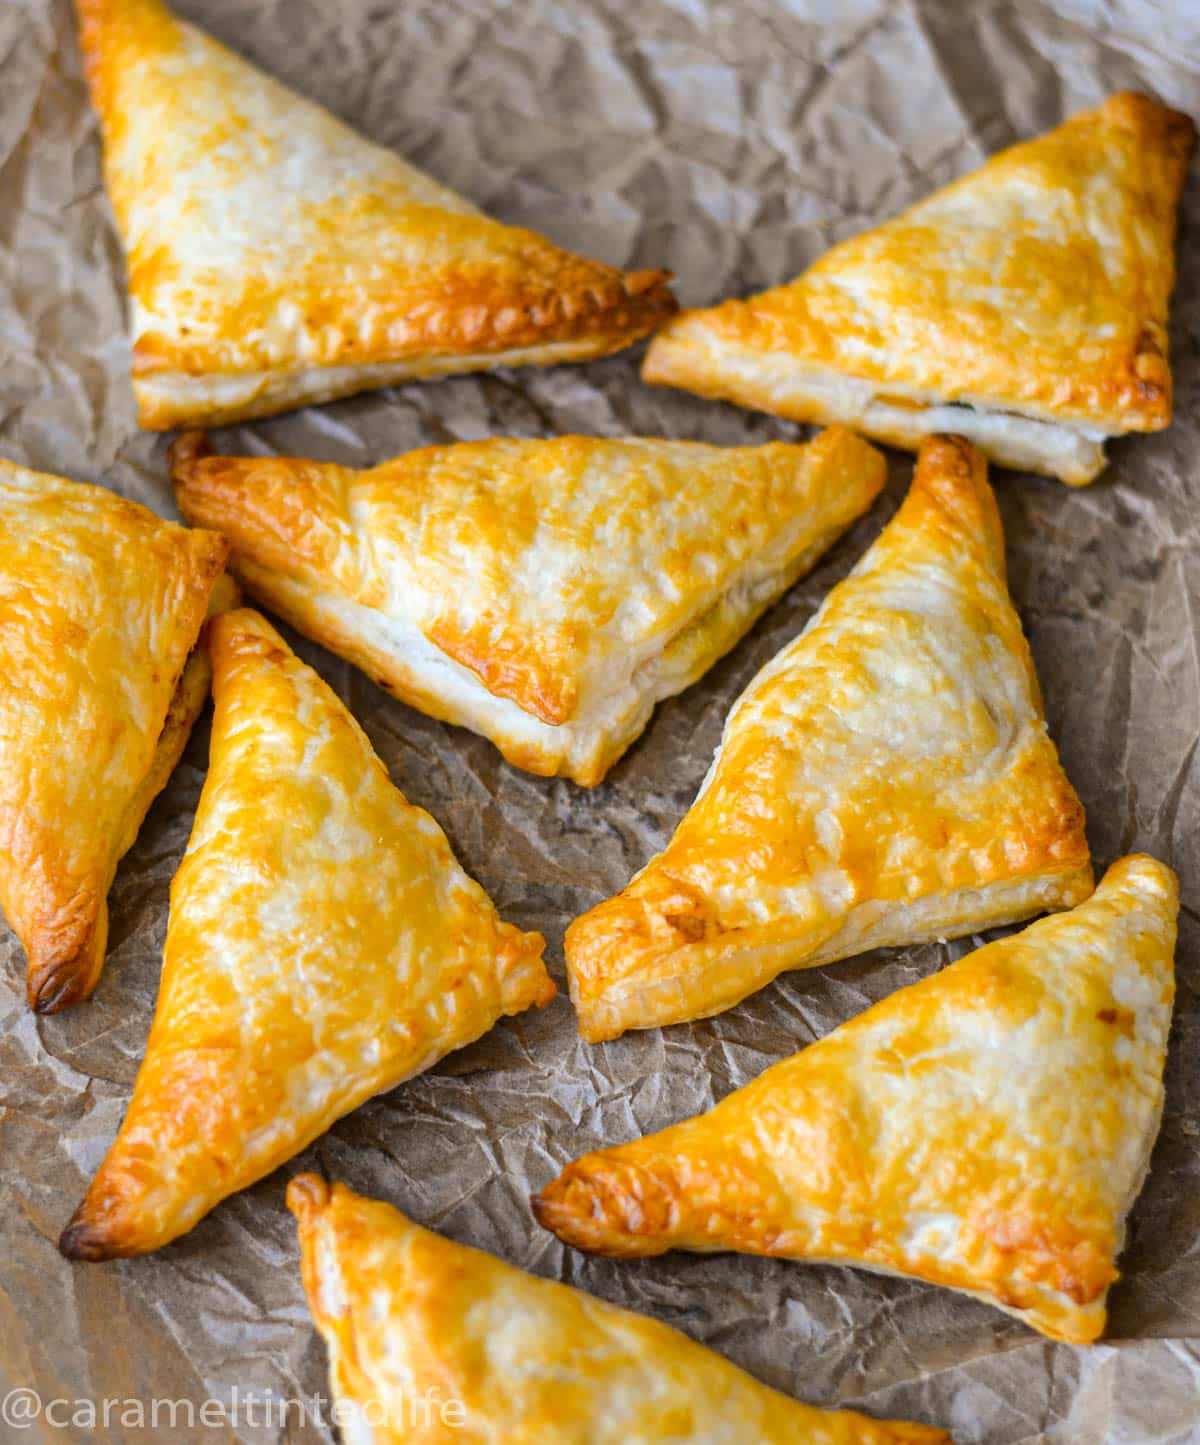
[538,855,1179,1346]
[288,1174,954,1444]
[684,348,1111,484]
[172,428,887,785]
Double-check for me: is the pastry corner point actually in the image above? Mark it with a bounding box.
[58,1202,123,1264]
[168,429,215,480]
[286,1171,333,1226]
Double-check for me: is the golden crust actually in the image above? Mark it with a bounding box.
[74,0,676,429]
[59,609,552,1260]
[0,457,228,1012]
[644,93,1195,478]
[289,1174,953,1444]
[540,856,1178,1345]
[172,427,887,783]
[566,437,1092,1041]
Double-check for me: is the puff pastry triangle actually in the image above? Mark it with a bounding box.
[289,1174,953,1444]
[75,0,676,429]
[172,426,886,785]
[0,456,229,1012]
[644,93,1195,484]
[59,608,553,1260]
[566,436,1092,1041]
[540,855,1179,1345]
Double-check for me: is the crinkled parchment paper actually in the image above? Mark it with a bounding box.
[1,0,1198,1440]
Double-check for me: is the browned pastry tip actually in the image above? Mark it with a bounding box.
[30,966,89,1016]
[58,1205,121,1263]
[25,908,107,1014]
[286,1172,333,1223]
[532,1159,675,1258]
[167,429,215,479]
[290,1173,958,1441]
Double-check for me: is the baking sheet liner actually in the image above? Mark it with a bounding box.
[0,0,1198,1439]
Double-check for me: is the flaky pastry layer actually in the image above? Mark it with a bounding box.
[289,1175,953,1444]
[0,457,228,1012]
[59,609,552,1259]
[75,0,675,427]
[566,436,1092,1040]
[645,345,1111,485]
[173,428,886,784]
[644,92,1195,483]
[540,856,1179,1345]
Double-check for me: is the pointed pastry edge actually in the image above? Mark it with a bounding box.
[58,1202,131,1263]
[76,0,678,429]
[294,1174,956,1442]
[642,93,1196,485]
[31,583,237,1017]
[172,429,888,784]
[563,435,1092,1039]
[58,612,552,1258]
[20,531,232,1014]
[566,868,1098,1044]
[532,1168,1111,1344]
[540,856,1179,1344]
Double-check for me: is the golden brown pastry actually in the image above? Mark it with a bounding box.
[644,93,1195,485]
[74,0,675,430]
[0,455,229,1012]
[59,609,553,1260]
[566,436,1092,1042]
[540,856,1178,1345]
[289,1174,953,1444]
[172,426,887,785]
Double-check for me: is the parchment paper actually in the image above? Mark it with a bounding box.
[1,1,1198,1440]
